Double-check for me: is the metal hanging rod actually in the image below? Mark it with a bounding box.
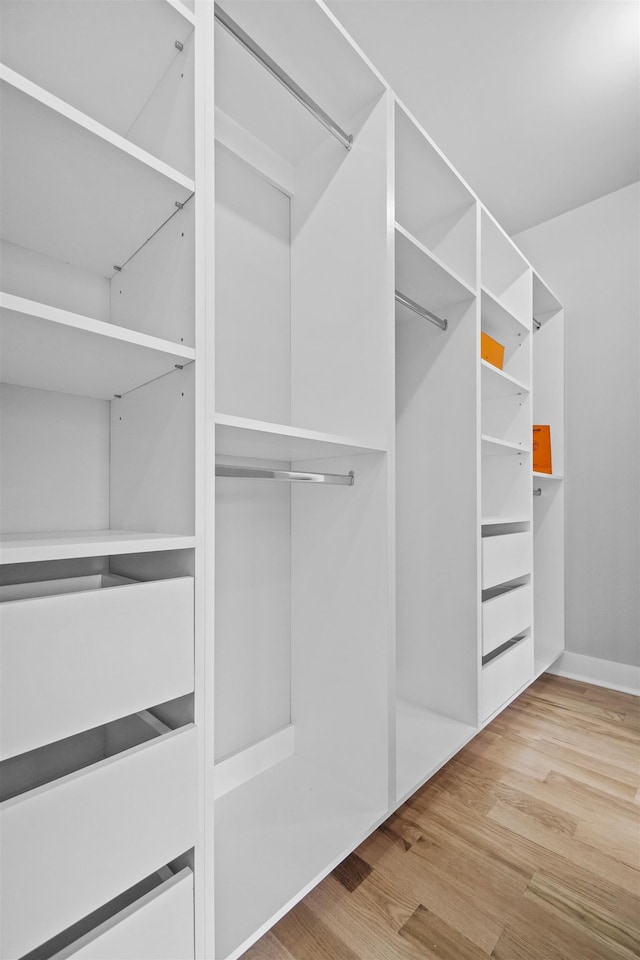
[216,465,355,486]
[395,290,448,331]
[533,318,542,331]
[534,487,542,496]
[214,3,353,152]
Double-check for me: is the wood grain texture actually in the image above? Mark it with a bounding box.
[242,675,640,960]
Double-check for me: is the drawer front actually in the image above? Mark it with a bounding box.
[0,727,196,959]
[482,533,531,589]
[482,635,533,721]
[0,577,194,759]
[54,868,194,960]
[482,584,532,657]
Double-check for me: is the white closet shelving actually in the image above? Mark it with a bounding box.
[0,0,202,956]
[0,2,565,958]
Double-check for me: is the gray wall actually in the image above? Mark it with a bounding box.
[515,182,639,667]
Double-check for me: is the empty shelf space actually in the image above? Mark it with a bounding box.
[0,70,193,276]
[395,224,476,318]
[482,435,530,456]
[0,530,196,565]
[533,272,563,323]
[0,1,194,143]
[481,360,529,399]
[0,293,195,400]
[396,701,477,805]
[215,753,384,960]
[215,413,386,462]
[395,106,476,287]
[481,286,530,339]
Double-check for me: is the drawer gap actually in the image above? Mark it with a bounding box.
[21,861,193,960]
[482,631,529,667]
[0,695,192,803]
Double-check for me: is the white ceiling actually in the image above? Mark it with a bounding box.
[326,0,640,235]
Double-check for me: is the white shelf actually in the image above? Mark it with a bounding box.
[533,273,563,322]
[533,471,564,480]
[481,360,530,399]
[395,701,477,805]
[482,434,530,456]
[0,530,196,565]
[0,1,194,139]
[395,223,476,316]
[482,516,531,527]
[215,413,386,462]
[214,754,384,960]
[0,67,194,276]
[0,293,195,400]
[481,286,530,339]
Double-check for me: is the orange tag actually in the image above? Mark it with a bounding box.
[481,332,505,369]
[533,425,552,474]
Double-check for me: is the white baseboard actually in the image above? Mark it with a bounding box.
[548,651,640,696]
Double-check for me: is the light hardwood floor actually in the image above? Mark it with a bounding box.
[242,674,640,960]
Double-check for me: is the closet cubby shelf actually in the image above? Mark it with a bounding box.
[215,753,386,960]
[395,223,476,316]
[0,3,194,139]
[395,702,477,804]
[533,471,564,480]
[533,272,563,322]
[0,530,196,565]
[0,66,194,276]
[481,435,531,456]
[0,293,195,400]
[481,286,530,339]
[482,516,531,527]
[481,360,530,399]
[214,413,387,462]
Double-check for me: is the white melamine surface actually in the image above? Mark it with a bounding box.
[395,105,476,286]
[0,1,194,144]
[215,754,384,960]
[533,481,565,668]
[0,73,193,277]
[482,635,533,722]
[0,530,196,565]
[481,435,530,456]
[482,532,531,590]
[395,224,476,316]
[110,365,195,537]
[0,577,194,759]
[53,869,194,960]
[0,293,194,400]
[0,726,196,959]
[215,414,386,461]
[396,701,477,805]
[481,286,530,339]
[482,583,532,657]
[215,0,384,167]
[481,360,529,400]
[291,93,389,442]
[215,146,291,424]
[0,383,110,535]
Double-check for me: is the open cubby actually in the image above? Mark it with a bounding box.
[0,0,194,178]
[214,2,389,443]
[214,449,389,958]
[481,210,531,328]
[394,139,479,803]
[395,106,476,288]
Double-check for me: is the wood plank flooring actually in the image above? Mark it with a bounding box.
[242,675,640,960]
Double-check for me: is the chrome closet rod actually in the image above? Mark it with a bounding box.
[395,290,448,331]
[214,3,353,151]
[216,465,355,486]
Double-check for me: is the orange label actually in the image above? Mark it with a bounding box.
[481,332,505,370]
[533,425,552,474]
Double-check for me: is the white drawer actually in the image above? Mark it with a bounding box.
[482,533,531,589]
[51,868,194,960]
[0,574,194,759]
[482,583,532,657]
[0,722,196,959]
[482,634,533,721]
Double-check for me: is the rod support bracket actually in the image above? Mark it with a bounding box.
[175,40,184,51]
